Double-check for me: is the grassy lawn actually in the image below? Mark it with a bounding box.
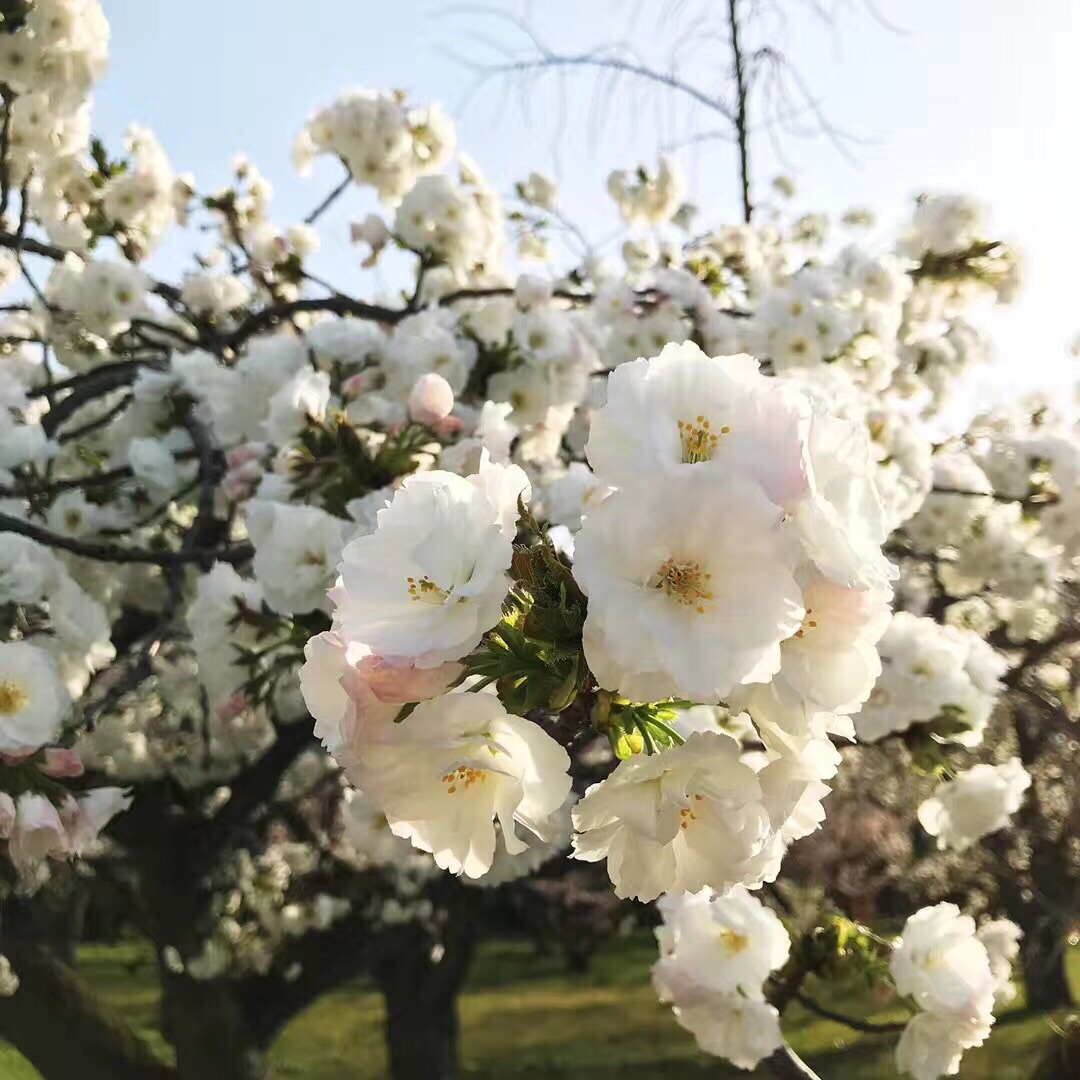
[1,935,1076,1078]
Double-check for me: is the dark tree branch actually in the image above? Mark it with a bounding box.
[728,0,753,221]
[0,510,251,567]
[304,171,352,225]
[0,938,177,1080]
[209,722,314,834]
[794,991,907,1034]
[223,294,404,349]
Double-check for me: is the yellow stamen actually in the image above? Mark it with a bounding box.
[794,608,818,638]
[442,766,486,794]
[649,558,714,612]
[720,928,750,954]
[677,414,729,463]
[0,680,28,715]
[407,575,451,604]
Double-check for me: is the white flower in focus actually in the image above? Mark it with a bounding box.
[855,613,1004,745]
[732,572,891,737]
[585,342,807,503]
[572,732,787,901]
[794,401,896,591]
[334,460,528,667]
[917,758,1031,851]
[574,474,803,704]
[299,629,460,772]
[358,692,572,878]
[0,641,68,753]
[890,903,996,1021]
[654,887,790,999]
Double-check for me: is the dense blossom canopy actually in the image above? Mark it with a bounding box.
[0,3,1072,1078]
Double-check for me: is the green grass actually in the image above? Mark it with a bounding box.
[1,936,1077,1078]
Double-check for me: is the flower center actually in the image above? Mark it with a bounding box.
[441,766,486,794]
[793,608,818,639]
[649,558,713,613]
[678,793,705,829]
[719,928,750,954]
[0,680,28,715]
[407,575,451,604]
[677,415,730,463]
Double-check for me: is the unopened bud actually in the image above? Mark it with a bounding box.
[408,373,455,426]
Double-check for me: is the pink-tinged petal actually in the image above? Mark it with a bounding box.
[40,748,84,779]
[338,664,401,739]
[363,657,464,704]
[0,748,36,764]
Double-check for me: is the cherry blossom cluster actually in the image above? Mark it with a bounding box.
[652,888,791,1069]
[891,904,1020,1080]
[0,6,1068,1072]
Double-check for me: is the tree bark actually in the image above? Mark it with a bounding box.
[1018,910,1073,1012]
[0,940,177,1080]
[382,971,461,1080]
[160,976,268,1080]
[370,884,476,1080]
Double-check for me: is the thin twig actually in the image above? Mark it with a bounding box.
[728,0,753,222]
[304,171,352,225]
[795,991,907,1034]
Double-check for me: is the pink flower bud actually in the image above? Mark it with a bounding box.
[408,373,455,425]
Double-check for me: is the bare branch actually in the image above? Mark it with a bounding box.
[304,170,352,225]
[795,991,907,1034]
[728,0,753,221]
[0,510,252,567]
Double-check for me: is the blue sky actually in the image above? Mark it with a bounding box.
[92,0,1079,388]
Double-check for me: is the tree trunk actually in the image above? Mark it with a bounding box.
[160,975,268,1080]
[0,940,177,1080]
[1018,911,1073,1012]
[370,884,476,1080]
[382,971,461,1080]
